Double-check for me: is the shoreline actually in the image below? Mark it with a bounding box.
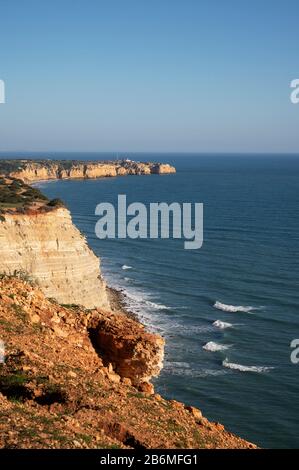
[106,285,140,322]
[0,161,261,448]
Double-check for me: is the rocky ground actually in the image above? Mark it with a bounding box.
[0,276,257,449]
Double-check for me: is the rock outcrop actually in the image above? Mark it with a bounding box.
[0,276,257,449]
[0,207,109,309]
[88,310,165,385]
[0,159,176,183]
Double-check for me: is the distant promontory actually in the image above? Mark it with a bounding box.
[0,158,176,183]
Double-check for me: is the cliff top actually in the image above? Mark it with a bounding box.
[0,276,256,449]
[0,177,63,214]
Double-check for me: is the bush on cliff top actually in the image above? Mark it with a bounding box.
[0,178,50,209]
[47,198,65,208]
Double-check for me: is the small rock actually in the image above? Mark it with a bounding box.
[51,315,60,324]
[197,417,209,426]
[170,400,184,409]
[67,371,77,378]
[215,422,225,431]
[138,382,154,395]
[53,326,68,338]
[108,372,121,384]
[30,314,40,324]
[185,405,203,420]
[122,377,132,386]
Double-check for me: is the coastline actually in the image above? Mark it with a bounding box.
[0,159,262,447]
[106,285,140,322]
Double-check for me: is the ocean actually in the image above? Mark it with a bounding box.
[16,152,299,448]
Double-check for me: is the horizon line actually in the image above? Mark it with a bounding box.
[0,151,299,156]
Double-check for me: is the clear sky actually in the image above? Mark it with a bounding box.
[0,0,299,153]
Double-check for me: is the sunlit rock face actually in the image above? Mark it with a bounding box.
[0,207,109,309]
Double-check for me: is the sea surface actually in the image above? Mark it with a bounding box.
[7,152,299,448]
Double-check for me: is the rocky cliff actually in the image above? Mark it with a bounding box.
[0,159,176,183]
[0,165,257,449]
[0,276,256,449]
[0,207,109,309]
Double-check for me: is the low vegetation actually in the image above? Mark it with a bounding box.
[0,177,64,212]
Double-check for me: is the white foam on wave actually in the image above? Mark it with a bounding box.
[222,358,273,373]
[146,300,171,310]
[214,301,256,313]
[104,266,213,345]
[203,341,232,352]
[164,366,228,378]
[123,290,170,311]
[122,265,132,270]
[213,319,233,329]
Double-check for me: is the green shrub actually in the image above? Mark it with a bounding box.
[47,198,64,208]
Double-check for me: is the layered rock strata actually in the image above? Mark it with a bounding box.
[0,207,109,309]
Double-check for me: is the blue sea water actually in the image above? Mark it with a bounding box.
[13,152,299,449]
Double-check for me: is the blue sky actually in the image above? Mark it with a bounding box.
[0,0,298,153]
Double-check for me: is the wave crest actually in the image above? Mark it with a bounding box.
[214,301,255,313]
[213,319,233,329]
[203,341,231,352]
[222,358,273,373]
[122,265,132,270]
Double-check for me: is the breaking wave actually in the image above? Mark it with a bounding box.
[146,300,171,310]
[222,358,273,373]
[213,319,233,329]
[203,341,232,352]
[122,265,132,270]
[214,301,256,313]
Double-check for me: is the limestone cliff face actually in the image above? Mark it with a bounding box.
[0,207,109,309]
[151,163,176,174]
[7,160,176,183]
[10,163,61,182]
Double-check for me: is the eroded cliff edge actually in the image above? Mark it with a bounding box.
[0,277,256,449]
